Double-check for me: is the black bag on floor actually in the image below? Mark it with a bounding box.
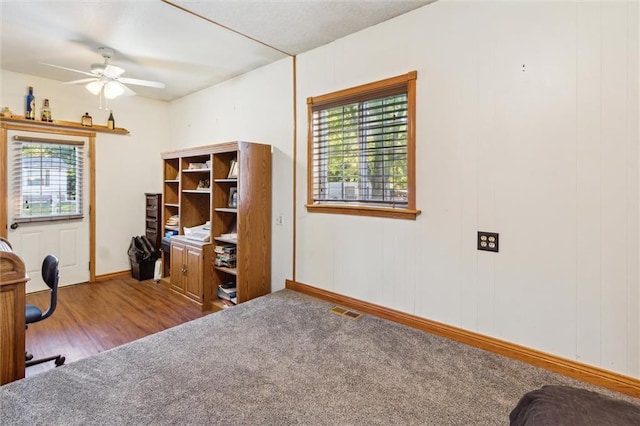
[128,235,158,281]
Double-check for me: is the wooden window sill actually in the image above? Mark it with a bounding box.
[306,204,421,220]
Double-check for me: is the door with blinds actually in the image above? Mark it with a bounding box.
[6,129,89,293]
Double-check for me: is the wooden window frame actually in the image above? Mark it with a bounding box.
[306,71,420,220]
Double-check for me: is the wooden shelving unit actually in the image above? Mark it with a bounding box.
[160,141,272,312]
[0,115,130,134]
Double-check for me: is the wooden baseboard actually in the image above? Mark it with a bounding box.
[25,270,132,294]
[286,279,640,398]
[94,270,131,282]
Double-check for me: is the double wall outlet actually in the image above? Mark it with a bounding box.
[478,231,499,252]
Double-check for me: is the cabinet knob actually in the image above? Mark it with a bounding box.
[181,266,187,274]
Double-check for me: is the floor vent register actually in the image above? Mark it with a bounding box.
[329,306,363,320]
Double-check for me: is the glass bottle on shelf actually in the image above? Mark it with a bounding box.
[107,110,115,130]
[25,86,35,120]
[81,112,92,127]
[40,99,52,122]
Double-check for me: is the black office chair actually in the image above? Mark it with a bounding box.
[25,254,65,368]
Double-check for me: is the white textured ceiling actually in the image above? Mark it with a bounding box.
[0,0,432,102]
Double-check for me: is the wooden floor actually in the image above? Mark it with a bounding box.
[25,276,209,378]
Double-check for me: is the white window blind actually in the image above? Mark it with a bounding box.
[311,92,409,208]
[12,135,85,223]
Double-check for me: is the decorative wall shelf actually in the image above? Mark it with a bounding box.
[0,116,129,135]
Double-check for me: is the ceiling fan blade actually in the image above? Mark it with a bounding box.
[103,64,125,78]
[119,77,166,89]
[63,78,98,85]
[120,83,137,96]
[41,63,96,77]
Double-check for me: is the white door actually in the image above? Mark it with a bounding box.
[6,129,90,293]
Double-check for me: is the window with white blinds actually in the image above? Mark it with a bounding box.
[307,71,420,219]
[11,136,85,223]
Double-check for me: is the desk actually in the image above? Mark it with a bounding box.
[0,237,28,385]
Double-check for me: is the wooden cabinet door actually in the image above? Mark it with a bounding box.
[184,245,203,303]
[170,242,185,294]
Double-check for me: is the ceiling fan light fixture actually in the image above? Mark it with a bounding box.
[47,47,163,104]
[103,81,125,99]
[86,80,103,95]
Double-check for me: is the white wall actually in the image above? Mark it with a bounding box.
[0,70,172,275]
[169,58,294,292]
[295,1,639,378]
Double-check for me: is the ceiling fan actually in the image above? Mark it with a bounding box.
[43,47,165,99]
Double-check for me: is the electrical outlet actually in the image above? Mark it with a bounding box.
[477,231,499,252]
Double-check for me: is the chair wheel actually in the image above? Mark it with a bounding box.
[55,356,65,367]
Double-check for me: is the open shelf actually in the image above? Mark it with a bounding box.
[214,237,237,244]
[214,266,237,276]
[183,169,211,173]
[212,300,236,310]
[0,115,129,134]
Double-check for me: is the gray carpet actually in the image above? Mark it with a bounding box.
[0,289,637,425]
